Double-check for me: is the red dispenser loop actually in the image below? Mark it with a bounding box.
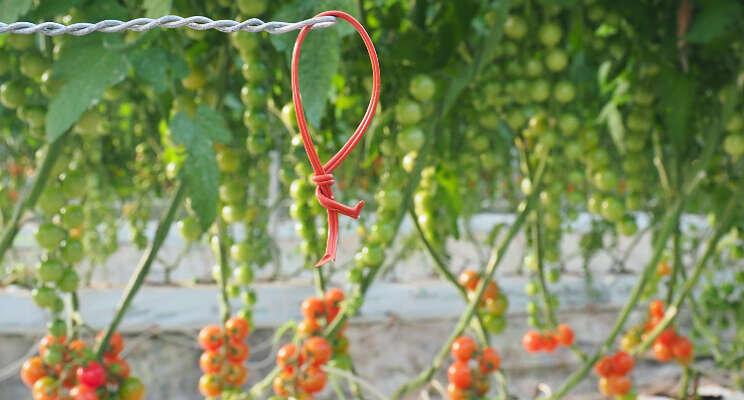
[291,10,381,266]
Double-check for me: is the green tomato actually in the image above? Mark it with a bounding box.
[237,0,267,14]
[503,15,527,40]
[395,100,422,125]
[558,114,580,135]
[58,268,79,293]
[401,151,418,172]
[246,134,269,155]
[181,67,207,90]
[37,259,64,283]
[74,109,106,136]
[60,205,85,230]
[530,79,551,102]
[35,222,67,250]
[617,216,638,236]
[593,170,619,192]
[32,286,58,308]
[724,133,744,159]
[524,252,538,271]
[538,22,562,47]
[216,149,240,173]
[20,53,50,80]
[38,188,66,216]
[61,239,84,264]
[221,204,246,224]
[243,109,268,133]
[565,141,583,159]
[230,242,252,262]
[347,267,363,284]
[547,267,561,283]
[376,189,403,211]
[483,314,507,334]
[587,193,603,215]
[7,34,35,50]
[59,171,86,199]
[119,377,146,400]
[0,81,27,109]
[601,197,625,222]
[397,127,425,152]
[369,222,395,244]
[488,295,508,316]
[360,245,383,266]
[240,84,266,108]
[219,181,245,204]
[526,300,539,315]
[43,345,63,366]
[553,81,576,103]
[525,58,544,77]
[46,319,67,338]
[546,49,568,72]
[234,265,254,285]
[240,290,257,306]
[525,281,538,296]
[409,75,435,101]
[241,61,268,82]
[177,217,202,241]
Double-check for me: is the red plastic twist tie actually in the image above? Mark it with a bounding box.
[291,10,381,266]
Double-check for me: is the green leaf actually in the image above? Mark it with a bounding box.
[686,0,743,43]
[658,69,696,151]
[598,102,626,154]
[144,0,172,18]
[46,37,128,141]
[169,107,232,230]
[129,47,188,93]
[0,0,32,23]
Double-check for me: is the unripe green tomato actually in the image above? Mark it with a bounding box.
[525,58,544,77]
[165,162,180,179]
[289,179,313,200]
[240,84,266,108]
[43,345,63,366]
[483,314,506,334]
[246,134,269,155]
[587,193,603,215]
[177,217,201,241]
[524,252,538,271]
[221,204,245,224]
[530,79,551,102]
[585,148,610,169]
[541,130,558,149]
[32,286,58,308]
[20,53,50,80]
[506,110,526,130]
[35,222,67,250]
[219,181,245,204]
[503,15,527,40]
[38,188,66,216]
[547,267,561,283]
[237,0,268,15]
[241,61,268,83]
[289,202,310,220]
[579,129,599,149]
[60,205,85,230]
[58,268,79,292]
[60,240,84,265]
[369,222,395,244]
[553,81,576,103]
[377,188,403,212]
[227,284,241,298]
[593,170,618,192]
[545,49,568,72]
[617,216,638,236]
[395,100,422,125]
[526,300,539,315]
[360,245,383,266]
[396,127,425,152]
[725,114,743,132]
[243,109,268,133]
[544,211,561,231]
[524,281,538,296]
[240,290,257,306]
[0,81,27,109]
[538,22,562,47]
[119,377,146,400]
[401,151,418,172]
[347,267,363,284]
[600,197,625,222]
[60,171,86,199]
[488,295,508,315]
[234,265,254,285]
[478,112,500,129]
[216,149,240,173]
[558,114,580,135]
[37,259,65,283]
[626,111,651,132]
[230,242,252,262]
[7,34,35,50]
[280,102,296,125]
[47,319,67,338]
[625,195,641,211]
[723,133,744,159]
[409,75,435,102]
[181,67,207,90]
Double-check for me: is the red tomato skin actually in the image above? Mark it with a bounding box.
[76,361,106,388]
[451,336,477,361]
[447,360,473,389]
[197,325,223,351]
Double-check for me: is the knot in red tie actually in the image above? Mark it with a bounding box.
[291,11,380,266]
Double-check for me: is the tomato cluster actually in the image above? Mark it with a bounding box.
[446,336,501,400]
[20,331,144,400]
[272,288,347,398]
[458,269,509,333]
[594,351,635,398]
[197,316,252,398]
[522,324,574,353]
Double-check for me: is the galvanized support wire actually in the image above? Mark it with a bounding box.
[0,15,337,36]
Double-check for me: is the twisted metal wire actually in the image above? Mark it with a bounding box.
[0,15,337,36]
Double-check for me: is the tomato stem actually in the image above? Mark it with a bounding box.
[94,183,185,360]
[215,219,232,325]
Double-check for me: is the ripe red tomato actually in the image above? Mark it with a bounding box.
[302,336,332,366]
[447,360,472,389]
[657,327,677,346]
[198,374,222,397]
[96,331,124,357]
[451,336,477,361]
[297,318,322,337]
[457,269,480,291]
[652,340,673,362]
[32,376,58,400]
[610,351,634,375]
[671,336,693,360]
[70,384,99,400]
[608,375,632,395]
[522,330,544,353]
[225,339,250,363]
[301,297,326,320]
[273,372,293,397]
[224,362,248,386]
[446,382,468,400]
[649,299,664,319]
[198,325,223,351]
[556,324,574,346]
[225,317,251,340]
[105,356,131,380]
[67,339,87,359]
[324,287,345,311]
[77,361,106,388]
[594,356,614,377]
[482,281,500,302]
[478,347,501,373]
[298,365,327,393]
[20,357,46,387]
[542,333,559,352]
[200,351,224,374]
[277,343,300,369]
